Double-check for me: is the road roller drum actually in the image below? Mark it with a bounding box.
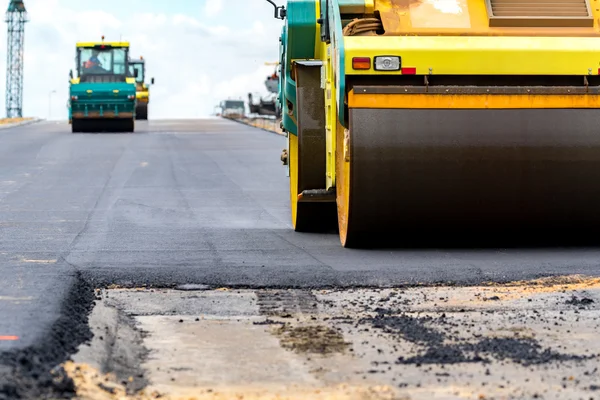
[341,106,600,246]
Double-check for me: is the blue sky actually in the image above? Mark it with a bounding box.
[0,0,284,119]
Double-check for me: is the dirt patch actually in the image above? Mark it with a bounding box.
[63,362,160,400]
[448,274,600,305]
[72,293,150,394]
[366,309,597,366]
[64,361,399,400]
[273,325,351,355]
[485,274,600,290]
[0,117,32,125]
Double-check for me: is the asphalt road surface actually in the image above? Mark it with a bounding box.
[1,119,600,399]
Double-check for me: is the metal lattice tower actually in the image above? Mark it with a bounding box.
[5,0,28,118]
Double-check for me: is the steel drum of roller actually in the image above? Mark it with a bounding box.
[336,106,600,247]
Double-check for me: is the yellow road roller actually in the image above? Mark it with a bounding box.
[272,0,600,247]
[129,56,154,120]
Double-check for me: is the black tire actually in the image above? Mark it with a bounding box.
[72,119,84,133]
[123,119,135,132]
[135,104,148,120]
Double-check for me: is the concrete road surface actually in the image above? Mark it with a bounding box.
[0,119,599,399]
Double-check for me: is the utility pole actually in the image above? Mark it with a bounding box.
[5,0,28,118]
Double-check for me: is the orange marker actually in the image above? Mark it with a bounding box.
[0,336,19,341]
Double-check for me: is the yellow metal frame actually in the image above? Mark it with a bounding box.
[340,0,374,13]
[344,36,600,76]
[314,0,338,190]
[349,91,600,109]
[374,0,600,36]
[76,41,130,47]
[289,132,299,227]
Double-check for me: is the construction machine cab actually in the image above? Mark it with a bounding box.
[131,59,154,85]
[74,42,129,82]
[129,59,147,87]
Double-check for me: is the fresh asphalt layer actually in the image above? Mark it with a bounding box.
[1,119,600,397]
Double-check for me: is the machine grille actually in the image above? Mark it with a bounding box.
[486,0,593,27]
[80,75,126,83]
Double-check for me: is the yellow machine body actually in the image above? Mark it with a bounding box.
[129,58,151,120]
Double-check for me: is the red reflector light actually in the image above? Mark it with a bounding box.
[401,67,416,75]
[352,57,371,70]
[100,45,105,49]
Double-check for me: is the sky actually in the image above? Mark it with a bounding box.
[0,0,285,119]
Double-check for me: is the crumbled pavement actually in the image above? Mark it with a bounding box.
[64,275,600,399]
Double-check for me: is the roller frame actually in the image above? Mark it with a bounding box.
[289,60,337,232]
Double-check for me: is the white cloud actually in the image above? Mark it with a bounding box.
[0,0,284,120]
[204,0,223,18]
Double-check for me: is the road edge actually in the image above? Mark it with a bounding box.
[0,117,43,130]
[223,116,285,137]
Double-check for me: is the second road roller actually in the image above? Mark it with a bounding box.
[129,56,155,120]
[270,0,600,248]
